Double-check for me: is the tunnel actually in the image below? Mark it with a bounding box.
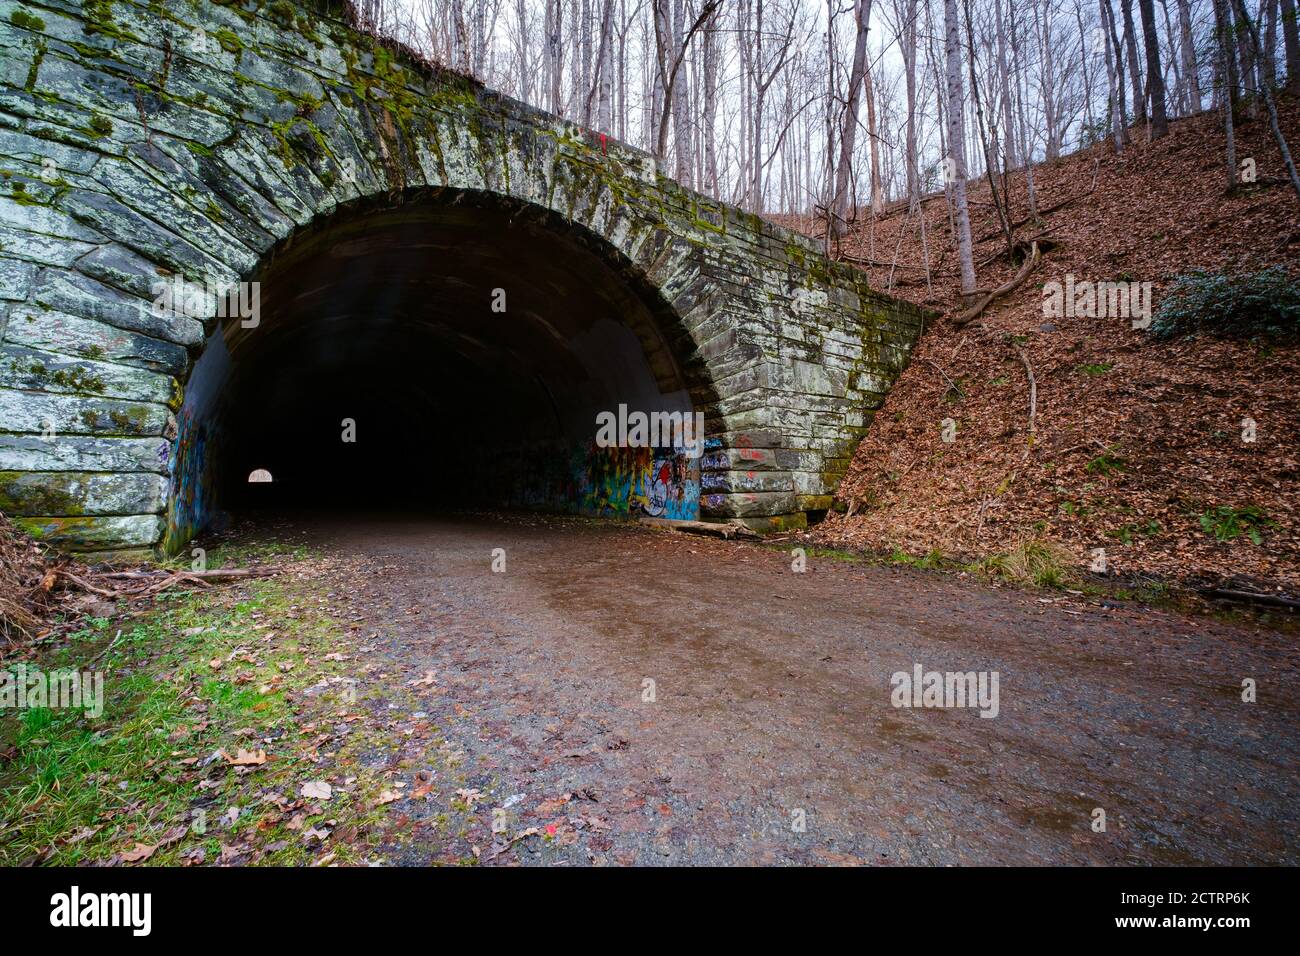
[164,189,713,551]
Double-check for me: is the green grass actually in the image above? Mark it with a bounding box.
[0,566,418,866]
[970,539,1075,590]
[886,546,949,570]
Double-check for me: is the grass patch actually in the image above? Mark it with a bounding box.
[970,539,1074,589]
[886,546,949,570]
[0,562,435,866]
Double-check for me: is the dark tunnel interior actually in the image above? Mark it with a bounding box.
[168,190,708,546]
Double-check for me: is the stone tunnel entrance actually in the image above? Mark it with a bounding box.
[165,189,714,551]
[1,0,926,555]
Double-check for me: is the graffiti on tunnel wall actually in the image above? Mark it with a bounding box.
[582,444,700,520]
[165,406,212,553]
[483,440,701,520]
[164,329,230,554]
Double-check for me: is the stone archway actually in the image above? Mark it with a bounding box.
[0,0,924,555]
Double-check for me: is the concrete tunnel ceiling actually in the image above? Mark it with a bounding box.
[171,189,714,543]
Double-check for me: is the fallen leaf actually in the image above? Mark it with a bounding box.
[224,748,267,766]
[120,842,156,863]
[301,780,332,800]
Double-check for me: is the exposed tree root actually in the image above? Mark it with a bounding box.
[952,240,1042,327]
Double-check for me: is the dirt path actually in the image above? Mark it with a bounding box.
[283,512,1297,865]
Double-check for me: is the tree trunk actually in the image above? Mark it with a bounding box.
[702,7,719,194]
[1138,0,1169,136]
[1176,0,1202,112]
[899,0,920,205]
[1120,0,1146,123]
[1102,0,1132,145]
[1213,0,1239,190]
[945,0,977,294]
[1282,0,1300,93]
[832,0,874,236]
[596,0,615,133]
[672,0,692,184]
[994,0,1017,168]
[547,0,564,114]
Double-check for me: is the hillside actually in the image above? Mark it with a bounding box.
[797,98,1300,594]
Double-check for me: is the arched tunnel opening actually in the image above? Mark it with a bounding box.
[165,190,715,551]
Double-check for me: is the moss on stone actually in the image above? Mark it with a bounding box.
[10,9,46,32]
[82,0,142,42]
[0,472,82,516]
[214,27,243,58]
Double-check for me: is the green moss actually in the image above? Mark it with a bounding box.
[268,0,297,28]
[10,9,46,31]
[82,0,141,42]
[214,27,243,57]
[8,179,59,208]
[87,114,114,137]
[24,40,45,91]
[0,472,82,515]
[43,364,107,394]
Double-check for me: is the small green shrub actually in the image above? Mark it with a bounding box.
[1106,520,1162,545]
[1198,505,1275,545]
[1086,447,1126,476]
[1149,268,1300,341]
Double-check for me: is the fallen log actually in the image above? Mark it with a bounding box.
[100,568,264,582]
[638,517,761,540]
[1200,588,1300,610]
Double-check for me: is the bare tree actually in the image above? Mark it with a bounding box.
[1213,0,1239,190]
[831,0,875,235]
[1230,0,1300,203]
[1281,0,1300,92]
[1120,0,1146,124]
[1138,0,1169,136]
[945,0,977,294]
